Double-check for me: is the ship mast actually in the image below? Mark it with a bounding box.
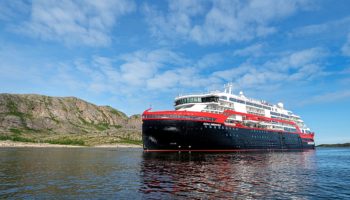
[224,82,233,94]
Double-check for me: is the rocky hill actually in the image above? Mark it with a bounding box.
[0,94,142,146]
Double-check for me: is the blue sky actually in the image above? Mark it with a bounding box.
[0,0,349,144]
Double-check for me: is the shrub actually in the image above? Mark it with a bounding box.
[9,128,22,135]
[46,138,85,146]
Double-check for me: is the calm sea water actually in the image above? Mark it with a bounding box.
[0,147,349,199]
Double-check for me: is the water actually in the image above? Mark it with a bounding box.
[0,148,349,199]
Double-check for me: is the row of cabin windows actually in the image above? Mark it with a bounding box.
[143,114,216,121]
[246,106,265,114]
[246,101,272,110]
[176,95,272,111]
[204,125,238,131]
[284,127,297,132]
[175,96,219,106]
[203,125,295,142]
[302,138,313,142]
[204,125,288,135]
[301,130,312,134]
[229,97,272,110]
[270,111,290,119]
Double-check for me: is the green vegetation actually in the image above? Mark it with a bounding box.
[5,99,32,126]
[0,135,12,140]
[12,136,35,143]
[0,134,85,146]
[79,117,121,131]
[112,125,122,129]
[317,143,350,147]
[9,128,22,135]
[46,138,85,146]
[0,133,142,146]
[6,100,18,113]
[0,134,35,143]
[0,94,142,147]
[7,101,25,119]
[94,123,109,131]
[107,106,128,119]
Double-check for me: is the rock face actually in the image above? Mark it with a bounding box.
[0,93,142,145]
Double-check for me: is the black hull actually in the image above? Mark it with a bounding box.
[142,120,315,151]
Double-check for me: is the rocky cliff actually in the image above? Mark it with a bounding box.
[0,94,142,145]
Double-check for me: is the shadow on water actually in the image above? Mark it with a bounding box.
[140,150,317,199]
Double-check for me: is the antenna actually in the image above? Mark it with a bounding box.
[224,82,233,94]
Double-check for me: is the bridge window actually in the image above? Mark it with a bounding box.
[202,96,219,103]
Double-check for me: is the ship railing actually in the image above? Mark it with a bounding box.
[177,90,221,98]
[142,113,216,122]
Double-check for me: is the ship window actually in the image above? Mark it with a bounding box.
[220,96,227,100]
[202,96,219,103]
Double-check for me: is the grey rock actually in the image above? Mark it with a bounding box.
[0,93,142,140]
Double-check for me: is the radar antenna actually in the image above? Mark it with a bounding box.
[224,83,234,94]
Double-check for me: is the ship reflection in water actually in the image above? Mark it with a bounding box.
[140,151,317,199]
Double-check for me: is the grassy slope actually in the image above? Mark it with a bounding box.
[0,94,142,146]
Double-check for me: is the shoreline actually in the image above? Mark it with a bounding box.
[0,140,142,148]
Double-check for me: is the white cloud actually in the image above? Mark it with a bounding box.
[0,0,30,21]
[301,90,350,105]
[195,53,224,69]
[213,47,326,89]
[147,70,179,90]
[56,49,191,94]
[86,47,327,94]
[233,43,264,57]
[113,47,326,92]
[0,45,343,114]
[342,33,350,56]
[289,16,350,38]
[16,0,135,46]
[145,0,312,45]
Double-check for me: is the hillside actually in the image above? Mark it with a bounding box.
[0,94,142,146]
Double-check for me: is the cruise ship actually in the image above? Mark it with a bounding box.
[142,83,315,152]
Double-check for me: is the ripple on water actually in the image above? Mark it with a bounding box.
[0,148,349,199]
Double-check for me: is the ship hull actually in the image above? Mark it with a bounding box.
[142,120,315,151]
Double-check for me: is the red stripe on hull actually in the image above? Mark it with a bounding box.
[142,109,315,140]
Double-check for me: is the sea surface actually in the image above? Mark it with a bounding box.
[0,147,349,199]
